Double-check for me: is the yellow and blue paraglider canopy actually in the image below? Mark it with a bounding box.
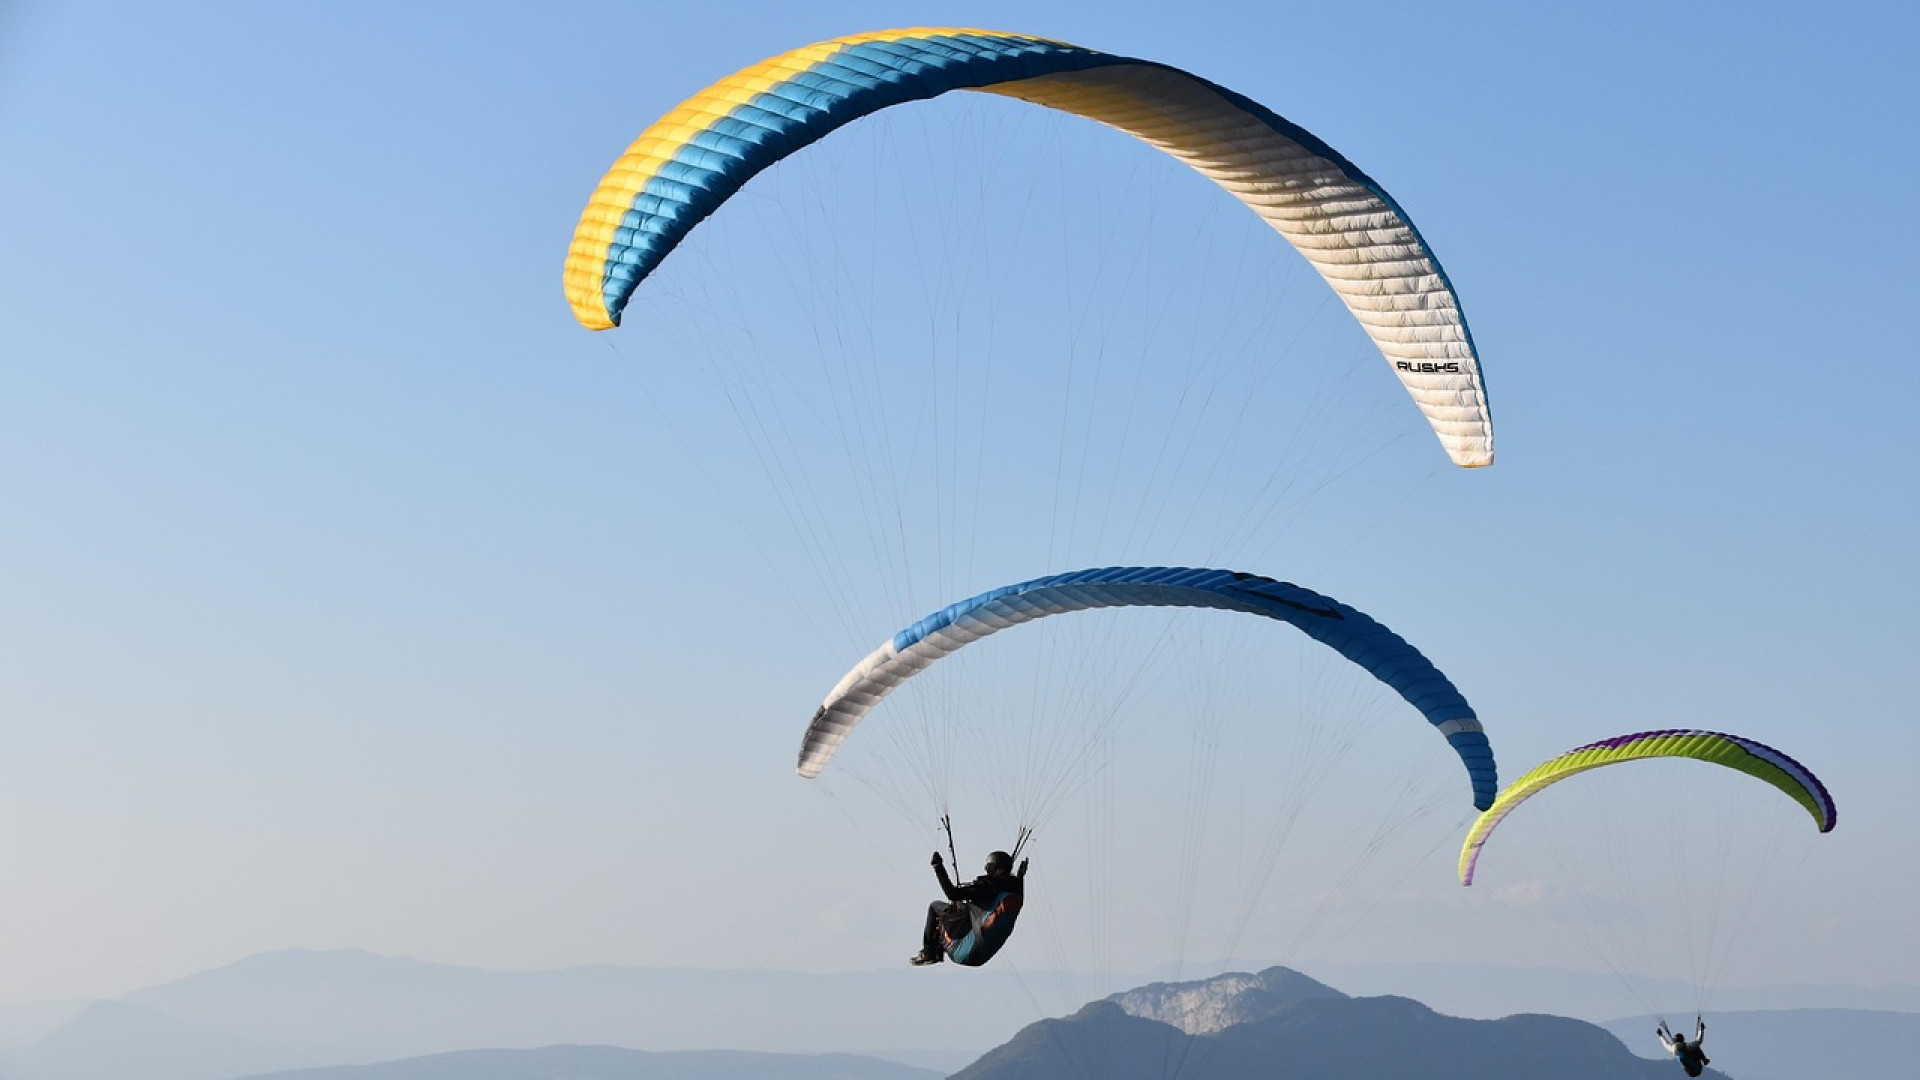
[565,27,1493,467]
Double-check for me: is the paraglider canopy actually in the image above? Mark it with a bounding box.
[799,566,1497,811]
[565,27,1493,467]
[1459,728,1835,885]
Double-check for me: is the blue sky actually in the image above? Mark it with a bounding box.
[2,0,1915,1011]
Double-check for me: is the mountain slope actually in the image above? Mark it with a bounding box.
[954,968,1714,1080]
[1111,966,1344,1034]
[0,999,301,1080]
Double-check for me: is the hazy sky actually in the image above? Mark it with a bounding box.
[3,0,1915,1015]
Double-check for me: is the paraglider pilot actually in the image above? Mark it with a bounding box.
[1657,1017,1709,1077]
[910,850,1026,967]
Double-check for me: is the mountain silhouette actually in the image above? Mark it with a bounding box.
[952,966,1715,1079]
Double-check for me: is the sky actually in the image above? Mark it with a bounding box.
[2,0,1917,1014]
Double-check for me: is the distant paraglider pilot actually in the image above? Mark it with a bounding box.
[910,850,1026,967]
[1657,1017,1709,1076]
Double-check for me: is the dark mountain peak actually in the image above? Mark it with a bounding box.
[1107,965,1346,1034]
[1067,998,1133,1023]
[957,972,1707,1080]
[951,999,1200,1080]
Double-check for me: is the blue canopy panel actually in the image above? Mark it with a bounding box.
[799,566,1496,810]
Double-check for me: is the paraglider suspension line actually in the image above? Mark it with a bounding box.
[1010,826,1032,863]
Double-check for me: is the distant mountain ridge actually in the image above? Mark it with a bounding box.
[228,1045,940,1080]
[0,949,1913,1080]
[0,998,294,1080]
[1316,959,1920,1020]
